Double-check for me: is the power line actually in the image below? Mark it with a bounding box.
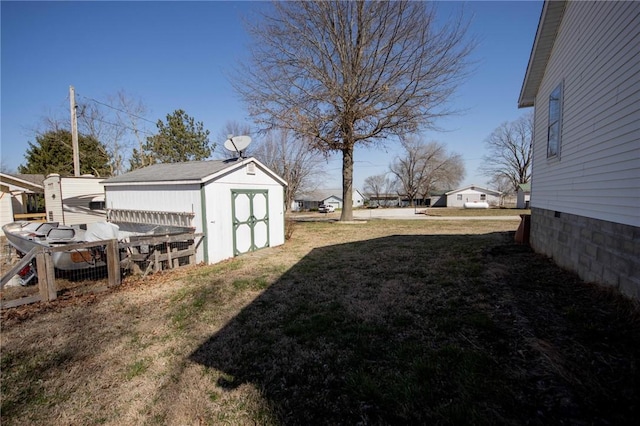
[77,93,157,125]
[87,116,156,136]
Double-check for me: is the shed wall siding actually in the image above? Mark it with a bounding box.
[531,1,640,227]
[106,184,204,262]
[105,184,202,220]
[205,166,285,264]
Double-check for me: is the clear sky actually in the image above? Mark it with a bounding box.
[1,0,542,190]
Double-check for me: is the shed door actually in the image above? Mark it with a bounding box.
[232,190,269,256]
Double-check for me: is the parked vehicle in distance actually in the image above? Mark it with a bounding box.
[318,204,336,213]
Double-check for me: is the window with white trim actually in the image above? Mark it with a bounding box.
[547,82,563,158]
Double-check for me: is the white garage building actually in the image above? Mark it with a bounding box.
[102,158,287,265]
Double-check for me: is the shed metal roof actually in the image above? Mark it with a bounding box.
[518,0,567,108]
[518,182,531,192]
[102,158,287,187]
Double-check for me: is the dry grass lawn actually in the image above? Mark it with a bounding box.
[1,219,639,425]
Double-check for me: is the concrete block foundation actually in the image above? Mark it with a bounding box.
[530,207,640,300]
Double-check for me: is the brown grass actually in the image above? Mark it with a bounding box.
[1,219,639,425]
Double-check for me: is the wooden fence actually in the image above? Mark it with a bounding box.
[1,232,203,309]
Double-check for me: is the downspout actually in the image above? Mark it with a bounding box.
[200,183,209,264]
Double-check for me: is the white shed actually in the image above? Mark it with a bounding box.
[445,185,502,208]
[516,182,531,209]
[102,158,287,265]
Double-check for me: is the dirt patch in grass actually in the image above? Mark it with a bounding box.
[1,219,638,425]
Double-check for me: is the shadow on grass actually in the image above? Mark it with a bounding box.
[192,235,503,424]
[190,232,640,425]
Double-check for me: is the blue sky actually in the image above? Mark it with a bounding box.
[1,0,542,190]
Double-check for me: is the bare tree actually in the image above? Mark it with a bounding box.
[417,152,464,203]
[235,0,473,220]
[76,101,125,175]
[487,174,513,207]
[363,173,391,207]
[480,111,533,193]
[252,128,325,211]
[390,138,465,207]
[110,91,151,173]
[31,90,151,174]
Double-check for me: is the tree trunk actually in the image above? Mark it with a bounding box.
[340,146,354,221]
[284,187,291,212]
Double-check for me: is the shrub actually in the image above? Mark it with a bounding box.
[285,218,296,241]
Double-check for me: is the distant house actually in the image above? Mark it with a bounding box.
[0,173,45,235]
[445,185,502,208]
[103,158,287,265]
[518,1,639,298]
[293,189,365,211]
[516,183,531,209]
[366,193,401,208]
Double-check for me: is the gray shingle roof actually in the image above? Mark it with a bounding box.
[0,173,46,188]
[102,159,240,184]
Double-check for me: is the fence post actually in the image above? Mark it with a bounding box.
[36,249,56,301]
[166,241,173,269]
[106,239,121,287]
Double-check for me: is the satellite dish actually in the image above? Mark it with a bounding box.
[224,135,252,157]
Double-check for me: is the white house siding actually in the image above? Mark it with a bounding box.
[447,189,501,208]
[353,191,365,208]
[0,191,13,236]
[204,163,285,265]
[0,175,45,233]
[531,1,640,228]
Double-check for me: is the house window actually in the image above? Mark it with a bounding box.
[547,82,563,158]
[480,194,486,201]
[457,194,462,200]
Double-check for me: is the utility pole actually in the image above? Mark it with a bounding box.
[69,85,80,177]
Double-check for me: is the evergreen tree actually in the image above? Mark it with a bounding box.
[18,129,111,177]
[140,109,212,164]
